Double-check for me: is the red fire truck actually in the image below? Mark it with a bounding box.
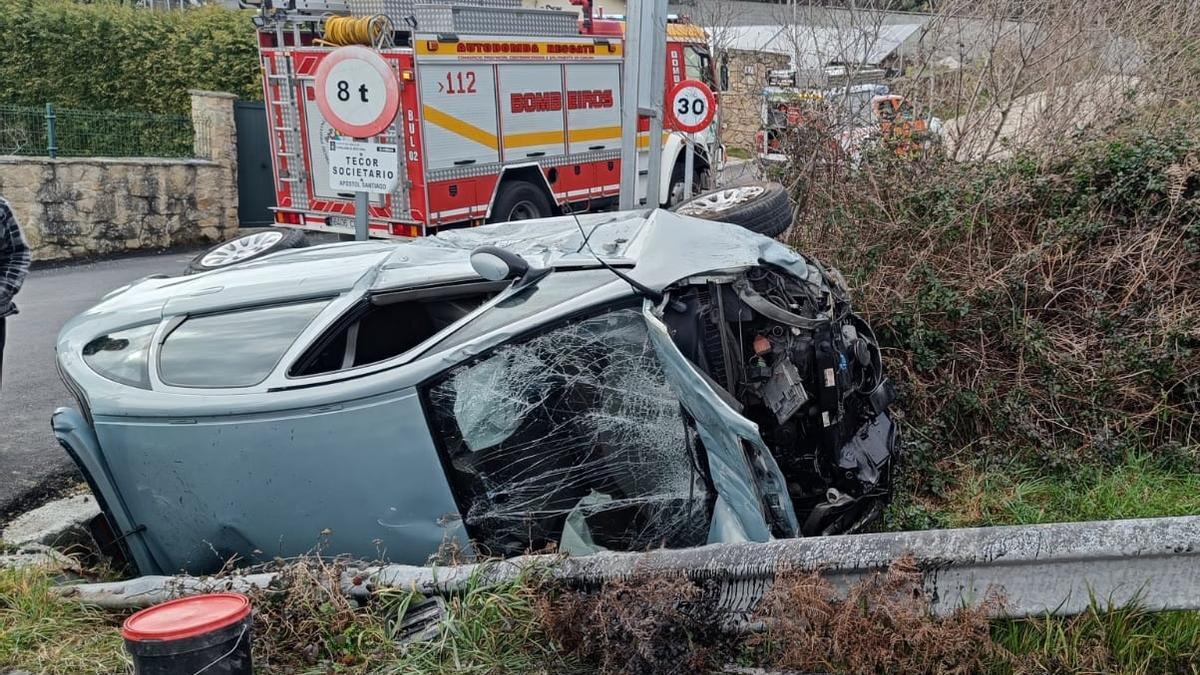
[249,0,721,243]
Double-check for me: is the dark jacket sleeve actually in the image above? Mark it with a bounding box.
[0,198,32,312]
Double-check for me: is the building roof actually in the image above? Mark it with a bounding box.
[713,22,923,70]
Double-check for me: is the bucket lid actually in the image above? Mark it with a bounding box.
[122,593,251,642]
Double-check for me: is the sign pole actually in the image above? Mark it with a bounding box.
[683,132,695,200]
[354,190,369,241]
[353,136,368,242]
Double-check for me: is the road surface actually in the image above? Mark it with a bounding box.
[0,249,201,518]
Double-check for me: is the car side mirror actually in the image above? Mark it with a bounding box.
[470,246,551,289]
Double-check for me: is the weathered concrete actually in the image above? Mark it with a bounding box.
[2,494,99,549]
[0,544,77,572]
[0,91,239,261]
[56,515,1200,618]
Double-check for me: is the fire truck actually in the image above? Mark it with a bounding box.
[249,0,721,242]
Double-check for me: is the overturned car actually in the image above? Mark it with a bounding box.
[54,208,896,575]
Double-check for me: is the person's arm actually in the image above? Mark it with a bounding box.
[0,199,31,310]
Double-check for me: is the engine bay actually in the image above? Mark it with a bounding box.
[663,259,897,535]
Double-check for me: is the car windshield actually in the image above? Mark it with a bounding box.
[429,268,621,353]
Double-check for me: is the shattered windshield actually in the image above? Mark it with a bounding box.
[425,306,712,557]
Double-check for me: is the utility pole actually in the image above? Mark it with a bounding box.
[618,0,668,210]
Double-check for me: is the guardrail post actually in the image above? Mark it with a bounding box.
[45,103,57,158]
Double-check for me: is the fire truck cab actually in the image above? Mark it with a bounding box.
[253,0,721,240]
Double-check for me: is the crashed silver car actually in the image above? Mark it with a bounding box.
[54,209,896,575]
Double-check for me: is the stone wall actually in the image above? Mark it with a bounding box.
[719,49,792,151]
[0,91,238,261]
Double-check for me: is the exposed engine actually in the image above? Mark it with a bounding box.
[664,260,897,536]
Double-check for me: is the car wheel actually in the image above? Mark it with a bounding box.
[666,161,707,207]
[185,227,308,275]
[488,180,554,223]
[672,182,793,238]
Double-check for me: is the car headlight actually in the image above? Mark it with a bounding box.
[82,324,158,389]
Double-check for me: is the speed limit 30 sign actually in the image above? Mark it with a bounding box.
[314,45,400,138]
[666,79,717,134]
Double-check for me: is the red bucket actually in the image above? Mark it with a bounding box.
[122,593,253,674]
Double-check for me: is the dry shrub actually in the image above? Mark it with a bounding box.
[749,555,999,674]
[242,557,396,670]
[775,121,1199,489]
[537,574,731,675]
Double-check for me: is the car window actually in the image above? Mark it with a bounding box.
[424,306,712,557]
[429,269,618,353]
[158,301,328,388]
[290,281,507,378]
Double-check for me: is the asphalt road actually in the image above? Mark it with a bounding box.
[0,248,202,518]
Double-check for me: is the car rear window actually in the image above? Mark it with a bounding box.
[158,301,327,388]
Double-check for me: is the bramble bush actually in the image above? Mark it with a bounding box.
[781,125,1200,497]
[0,0,261,114]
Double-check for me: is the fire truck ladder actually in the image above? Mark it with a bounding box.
[264,50,311,211]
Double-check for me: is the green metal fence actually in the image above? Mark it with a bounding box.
[0,104,202,158]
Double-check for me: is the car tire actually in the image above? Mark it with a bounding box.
[672,182,793,238]
[185,227,308,275]
[666,160,707,208]
[488,180,555,223]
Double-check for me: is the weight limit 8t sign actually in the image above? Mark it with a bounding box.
[666,79,716,134]
[314,45,401,139]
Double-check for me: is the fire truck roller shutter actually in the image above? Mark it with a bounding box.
[419,64,500,171]
[564,63,621,154]
[498,64,568,161]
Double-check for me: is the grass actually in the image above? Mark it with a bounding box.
[0,566,129,674]
[3,558,1200,674]
[371,571,573,675]
[725,146,752,160]
[940,453,1200,528]
[992,599,1200,674]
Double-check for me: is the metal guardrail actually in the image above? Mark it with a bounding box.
[0,103,199,158]
[58,516,1200,618]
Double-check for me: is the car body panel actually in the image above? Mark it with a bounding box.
[87,387,465,574]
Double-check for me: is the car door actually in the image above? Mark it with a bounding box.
[643,303,799,543]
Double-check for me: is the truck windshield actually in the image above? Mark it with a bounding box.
[685,45,716,91]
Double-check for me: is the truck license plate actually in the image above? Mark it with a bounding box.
[328,216,355,233]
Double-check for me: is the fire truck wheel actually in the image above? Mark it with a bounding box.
[672,182,793,238]
[185,227,308,275]
[488,180,555,223]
